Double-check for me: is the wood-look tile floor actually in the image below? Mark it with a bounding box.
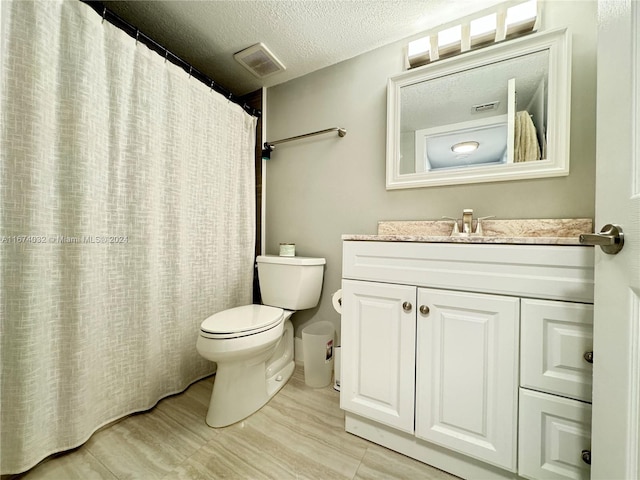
[17,366,458,480]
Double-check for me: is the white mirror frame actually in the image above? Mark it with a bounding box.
[386,28,571,189]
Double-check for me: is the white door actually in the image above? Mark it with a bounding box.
[591,1,640,478]
[415,288,520,472]
[340,279,416,433]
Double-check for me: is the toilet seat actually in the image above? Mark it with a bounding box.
[200,305,284,339]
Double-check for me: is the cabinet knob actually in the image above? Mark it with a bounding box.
[584,351,594,364]
[402,301,412,312]
[419,305,430,315]
[581,449,591,465]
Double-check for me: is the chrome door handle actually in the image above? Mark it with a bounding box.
[579,224,624,254]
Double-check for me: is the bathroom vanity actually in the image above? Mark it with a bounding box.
[340,221,595,480]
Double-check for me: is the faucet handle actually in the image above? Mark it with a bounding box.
[442,216,460,235]
[475,216,495,236]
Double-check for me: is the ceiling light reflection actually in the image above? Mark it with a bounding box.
[451,141,480,154]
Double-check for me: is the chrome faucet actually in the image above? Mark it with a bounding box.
[462,209,473,234]
[443,210,494,236]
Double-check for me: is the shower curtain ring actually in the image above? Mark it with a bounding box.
[189,66,192,78]
[210,80,215,92]
[135,30,139,46]
[228,92,232,103]
[164,50,169,63]
[102,7,106,24]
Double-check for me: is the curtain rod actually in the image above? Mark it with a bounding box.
[80,1,261,118]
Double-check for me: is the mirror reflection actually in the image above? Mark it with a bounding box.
[399,50,549,174]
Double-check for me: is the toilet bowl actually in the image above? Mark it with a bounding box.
[196,255,325,427]
[196,305,295,427]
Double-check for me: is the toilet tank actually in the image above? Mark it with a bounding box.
[256,255,326,310]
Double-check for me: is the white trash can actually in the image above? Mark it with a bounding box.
[302,321,335,388]
[334,346,341,391]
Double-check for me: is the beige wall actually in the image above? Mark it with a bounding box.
[265,1,597,341]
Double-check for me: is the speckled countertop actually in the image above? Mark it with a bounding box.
[342,219,594,246]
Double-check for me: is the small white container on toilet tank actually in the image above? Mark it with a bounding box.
[279,243,295,256]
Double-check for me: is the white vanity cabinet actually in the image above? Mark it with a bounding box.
[341,240,594,480]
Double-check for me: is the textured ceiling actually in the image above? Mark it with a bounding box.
[103,0,506,96]
[401,48,549,131]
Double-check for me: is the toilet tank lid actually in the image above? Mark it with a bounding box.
[256,255,326,266]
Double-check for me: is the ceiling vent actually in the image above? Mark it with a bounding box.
[233,43,286,79]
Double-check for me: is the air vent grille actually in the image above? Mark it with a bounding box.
[234,43,286,79]
[471,101,500,113]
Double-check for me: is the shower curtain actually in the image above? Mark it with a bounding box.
[0,1,256,474]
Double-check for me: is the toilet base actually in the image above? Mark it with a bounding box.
[205,318,294,428]
[267,359,294,399]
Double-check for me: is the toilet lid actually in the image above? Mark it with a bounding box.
[200,305,283,336]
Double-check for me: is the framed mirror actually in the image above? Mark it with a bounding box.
[386,28,571,189]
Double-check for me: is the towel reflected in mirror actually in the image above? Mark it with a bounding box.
[514,110,542,162]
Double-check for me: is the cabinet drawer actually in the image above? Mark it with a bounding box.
[518,389,591,480]
[521,299,593,402]
[342,241,594,303]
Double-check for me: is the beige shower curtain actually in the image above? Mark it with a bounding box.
[0,1,256,474]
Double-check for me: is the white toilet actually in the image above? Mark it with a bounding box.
[196,254,326,427]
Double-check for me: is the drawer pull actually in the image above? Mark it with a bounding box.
[402,302,412,312]
[419,305,430,315]
[581,449,591,465]
[584,351,594,364]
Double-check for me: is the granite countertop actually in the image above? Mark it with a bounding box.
[342,218,594,246]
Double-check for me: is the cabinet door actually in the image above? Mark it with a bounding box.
[519,388,592,480]
[521,299,593,402]
[415,288,520,471]
[340,279,416,433]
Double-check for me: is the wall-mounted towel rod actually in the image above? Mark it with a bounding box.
[262,127,346,159]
